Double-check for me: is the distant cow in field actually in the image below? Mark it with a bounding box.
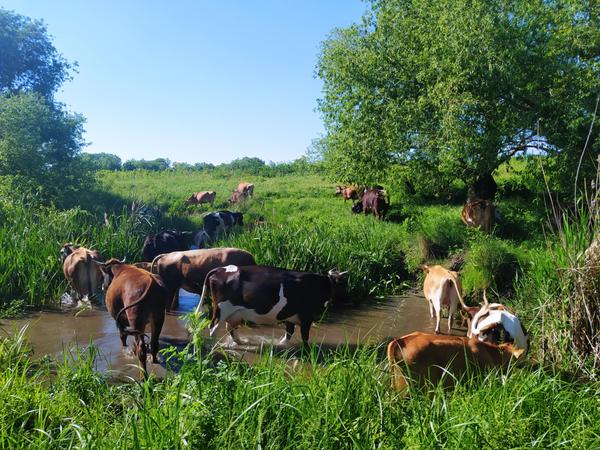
[60,243,104,301]
[335,186,359,202]
[141,230,194,262]
[352,189,389,219]
[150,248,256,310]
[96,259,169,378]
[185,191,216,207]
[422,265,468,334]
[236,182,254,197]
[229,190,248,205]
[387,332,525,392]
[195,265,348,346]
[461,199,495,232]
[194,211,244,248]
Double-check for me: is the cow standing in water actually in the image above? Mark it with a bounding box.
[195,265,348,346]
[151,248,256,310]
[96,259,169,378]
[60,243,104,301]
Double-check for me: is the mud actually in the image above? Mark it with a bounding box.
[0,290,466,379]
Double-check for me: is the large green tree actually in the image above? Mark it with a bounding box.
[317,0,599,196]
[0,8,85,203]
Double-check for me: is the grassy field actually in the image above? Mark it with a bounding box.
[0,168,598,447]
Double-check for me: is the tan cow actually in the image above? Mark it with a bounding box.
[422,265,468,334]
[335,186,359,202]
[461,198,495,232]
[236,182,254,197]
[60,243,104,301]
[185,191,216,207]
[387,332,525,392]
[96,259,169,378]
[150,248,256,310]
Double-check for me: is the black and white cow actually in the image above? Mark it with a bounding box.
[194,211,244,248]
[195,265,348,345]
[141,230,194,262]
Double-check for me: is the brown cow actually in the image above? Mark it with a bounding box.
[150,248,256,310]
[352,189,389,220]
[96,259,169,377]
[461,198,495,232]
[185,191,216,207]
[387,332,525,392]
[229,190,248,205]
[335,186,359,202]
[60,243,104,301]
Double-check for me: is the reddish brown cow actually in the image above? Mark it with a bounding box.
[186,191,216,206]
[96,259,169,377]
[387,332,525,393]
[236,182,254,197]
[352,189,389,220]
[461,198,495,232]
[335,186,359,202]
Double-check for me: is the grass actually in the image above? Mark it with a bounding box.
[0,326,598,449]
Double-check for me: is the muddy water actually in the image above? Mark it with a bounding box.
[0,290,465,379]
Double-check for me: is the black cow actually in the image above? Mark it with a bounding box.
[352,189,389,220]
[141,230,194,262]
[194,211,244,248]
[195,265,348,345]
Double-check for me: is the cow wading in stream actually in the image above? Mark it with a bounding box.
[195,265,348,346]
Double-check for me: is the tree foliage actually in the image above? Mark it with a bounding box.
[122,158,171,171]
[79,152,122,171]
[0,8,85,204]
[317,0,599,197]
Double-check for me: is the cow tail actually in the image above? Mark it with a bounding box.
[194,266,223,315]
[150,254,165,274]
[387,340,409,394]
[449,277,469,312]
[115,280,154,324]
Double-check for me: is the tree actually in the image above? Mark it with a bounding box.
[79,152,122,171]
[0,9,74,98]
[122,158,171,171]
[0,9,85,204]
[317,0,599,197]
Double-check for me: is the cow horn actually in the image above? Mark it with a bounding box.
[93,260,105,266]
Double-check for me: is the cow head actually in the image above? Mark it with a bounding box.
[232,212,244,226]
[328,269,349,304]
[194,230,210,249]
[60,243,79,262]
[351,202,363,214]
[94,257,126,289]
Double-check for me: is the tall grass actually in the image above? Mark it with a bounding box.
[0,327,598,448]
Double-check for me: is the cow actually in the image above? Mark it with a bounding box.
[352,188,389,220]
[95,259,169,378]
[461,198,495,232]
[236,182,254,197]
[150,248,256,310]
[141,230,194,262]
[422,265,469,334]
[469,292,529,352]
[468,172,497,201]
[387,332,525,392]
[229,190,248,205]
[335,186,359,202]
[185,191,216,207]
[60,243,104,301]
[195,265,348,346]
[194,211,244,248]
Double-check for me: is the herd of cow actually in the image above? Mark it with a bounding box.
[58,176,528,394]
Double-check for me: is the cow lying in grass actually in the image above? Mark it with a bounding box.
[96,259,169,378]
[387,332,525,393]
[195,265,348,346]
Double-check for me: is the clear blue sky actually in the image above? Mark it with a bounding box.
[1,1,366,164]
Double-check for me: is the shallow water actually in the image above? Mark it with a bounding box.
[0,290,465,379]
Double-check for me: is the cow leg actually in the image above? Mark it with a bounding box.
[426,297,435,319]
[169,290,179,311]
[119,329,128,347]
[134,334,148,378]
[300,320,312,346]
[226,322,244,345]
[279,321,295,344]
[150,309,165,364]
[432,293,442,334]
